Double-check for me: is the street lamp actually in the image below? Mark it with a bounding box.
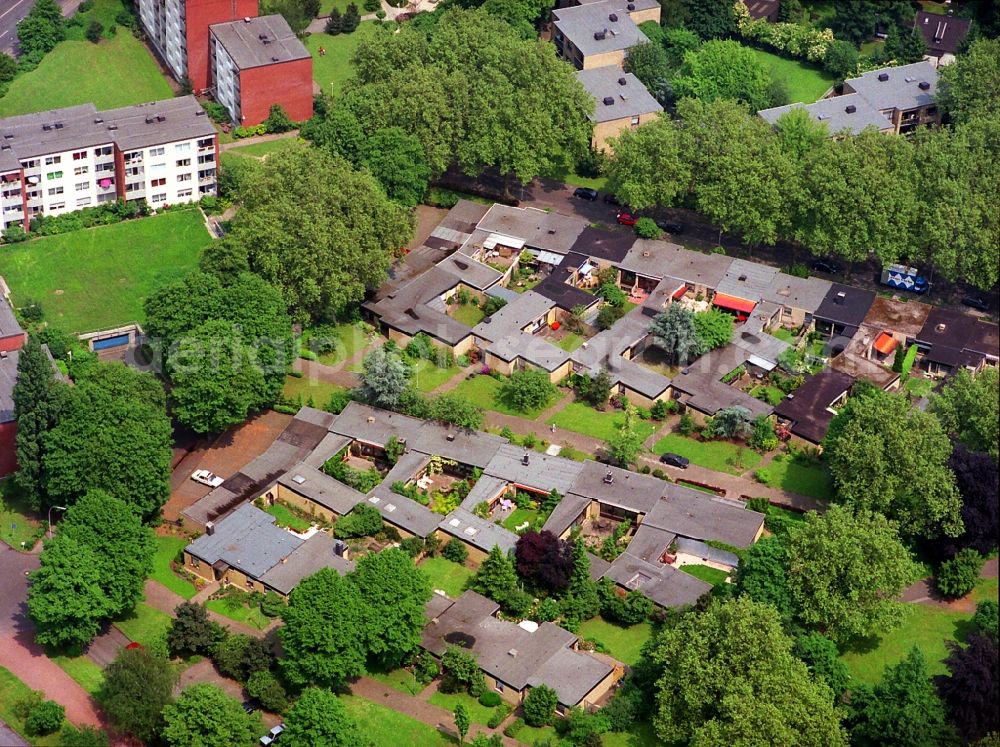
[47,505,67,539]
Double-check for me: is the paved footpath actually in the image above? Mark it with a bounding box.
[902,557,998,612]
[143,579,279,639]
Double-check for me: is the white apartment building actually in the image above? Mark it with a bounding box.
[138,0,189,83]
[0,96,217,232]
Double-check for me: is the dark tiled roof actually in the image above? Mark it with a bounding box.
[915,11,971,56]
[814,283,876,329]
[915,308,1000,369]
[570,226,636,263]
[773,369,856,444]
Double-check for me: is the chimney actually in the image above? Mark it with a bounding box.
[446,433,455,442]
[845,104,856,113]
[521,453,530,466]
[602,96,614,106]
[205,521,215,536]
[333,539,347,557]
[603,470,614,484]
[627,1,634,8]
[878,72,889,82]
[618,77,627,85]
[936,323,946,333]
[918,81,931,90]
[609,12,618,21]
[835,291,846,304]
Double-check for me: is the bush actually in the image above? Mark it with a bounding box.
[415,651,440,684]
[936,549,984,599]
[676,412,695,435]
[634,217,661,239]
[478,691,502,707]
[503,717,525,737]
[482,295,508,316]
[263,104,294,133]
[342,2,360,32]
[522,684,557,727]
[498,370,557,413]
[25,700,65,736]
[442,540,469,564]
[85,19,103,42]
[245,670,289,713]
[324,389,351,414]
[973,600,998,640]
[2,225,28,243]
[58,724,109,746]
[334,503,384,538]
[487,702,512,728]
[260,590,285,617]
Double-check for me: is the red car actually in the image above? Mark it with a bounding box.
[617,212,637,226]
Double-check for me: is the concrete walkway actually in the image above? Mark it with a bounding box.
[351,676,523,747]
[219,130,299,152]
[902,557,998,612]
[142,579,279,639]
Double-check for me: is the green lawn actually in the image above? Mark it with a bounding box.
[841,577,999,685]
[51,654,104,696]
[306,23,385,98]
[450,374,562,418]
[367,666,423,696]
[115,602,173,648]
[262,502,312,533]
[652,433,762,475]
[0,209,210,334]
[206,598,271,630]
[0,17,172,116]
[0,480,44,551]
[411,359,463,393]
[680,564,729,585]
[451,303,486,328]
[224,138,300,159]
[772,327,796,343]
[518,723,558,744]
[602,720,660,747]
[502,507,538,532]
[343,694,454,746]
[554,332,586,352]
[151,535,198,600]
[748,384,786,406]
[0,667,66,747]
[420,557,473,599]
[282,375,348,410]
[904,376,936,399]
[303,322,379,366]
[577,616,653,666]
[319,0,353,15]
[542,164,607,191]
[427,690,496,725]
[747,48,836,104]
[757,454,834,501]
[548,402,657,443]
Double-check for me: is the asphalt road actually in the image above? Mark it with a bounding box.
[0,0,83,54]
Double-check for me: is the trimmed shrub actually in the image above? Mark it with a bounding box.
[25,700,64,736]
[478,691,502,707]
[442,540,469,564]
[503,717,525,737]
[936,549,984,599]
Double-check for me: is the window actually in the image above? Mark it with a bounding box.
[94,146,113,157]
[74,165,89,175]
[150,177,166,187]
[175,158,190,167]
[21,159,38,169]
[47,186,64,196]
[177,188,192,199]
[75,182,88,191]
[191,557,200,568]
[175,142,191,152]
[150,163,166,173]
[45,171,63,180]
[149,147,165,156]
[177,173,191,182]
[197,153,214,164]
[197,138,214,149]
[126,182,141,192]
[44,156,61,165]
[631,116,641,126]
[76,197,92,207]
[494,682,504,693]
[72,151,87,160]
[151,193,167,203]
[125,167,141,177]
[48,201,65,210]
[96,162,115,172]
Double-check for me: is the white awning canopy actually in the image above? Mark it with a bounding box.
[535,250,565,266]
[747,354,776,371]
[483,233,525,251]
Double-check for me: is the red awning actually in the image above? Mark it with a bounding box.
[873,332,898,355]
[671,283,687,299]
[713,293,756,314]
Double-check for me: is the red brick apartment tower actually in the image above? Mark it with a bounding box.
[239,57,313,125]
[186,0,260,92]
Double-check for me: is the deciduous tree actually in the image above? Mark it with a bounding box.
[357,345,412,409]
[363,127,432,207]
[161,684,260,747]
[692,308,733,351]
[498,369,557,413]
[99,646,177,743]
[938,38,1000,123]
[736,536,797,620]
[167,602,225,658]
[672,40,776,112]
[937,634,999,744]
[281,688,362,747]
[605,118,692,210]
[515,530,573,593]
[931,367,999,460]
[522,684,558,727]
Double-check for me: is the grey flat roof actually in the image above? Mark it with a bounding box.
[553,0,648,57]
[758,94,891,135]
[568,461,662,514]
[210,15,310,69]
[645,487,765,549]
[302,432,352,468]
[671,345,775,417]
[259,531,354,595]
[437,254,504,291]
[527,645,614,707]
[366,487,442,537]
[619,239,684,278]
[604,552,709,608]
[576,69,662,123]
[660,249,733,290]
[765,274,832,313]
[730,321,791,365]
[624,523,675,564]
[278,463,366,516]
[366,266,471,345]
[715,259,780,302]
[459,474,509,513]
[475,204,587,256]
[0,96,215,161]
[484,443,585,496]
[439,508,519,554]
[472,291,555,343]
[186,503,302,580]
[844,61,938,113]
[382,450,432,486]
[487,332,570,372]
[541,492,592,537]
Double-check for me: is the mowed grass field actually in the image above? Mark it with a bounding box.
[306,22,384,97]
[0,28,172,117]
[748,48,836,104]
[0,209,210,333]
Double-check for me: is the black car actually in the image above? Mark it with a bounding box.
[603,193,621,205]
[655,218,684,234]
[962,295,990,312]
[811,258,842,275]
[659,453,690,469]
[242,701,257,715]
[573,187,599,201]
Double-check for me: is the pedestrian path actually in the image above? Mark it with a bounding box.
[143,579,279,639]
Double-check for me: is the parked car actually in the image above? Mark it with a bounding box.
[573,187,598,201]
[603,193,621,205]
[242,701,257,715]
[962,295,990,312]
[260,724,284,746]
[654,218,684,234]
[810,258,842,275]
[191,469,224,488]
[617,211,638,226]
[659,453,690,469]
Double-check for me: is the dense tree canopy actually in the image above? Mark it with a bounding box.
[357,345,412,410]
[515,530,573,593]
[12,336,61,510]
[217,145,413,322]
[931,367,999,460]
[161,684,260,747]
[937,634,999,743]
[942,447,999,558]
[736,536,797,620]
[649,303,702,365]
[786,506,915,644]
[651,597,847,746]
[672,40,778,112]
[342,8,593,181]
[938,38,1000,123]
[824,387,962,539]
[145,271,293,434]
[42,363,172,519]
[281,688,362,747]
[99,647,177,743]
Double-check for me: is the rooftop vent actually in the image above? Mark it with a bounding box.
[878,72,889,82]
[292,474,306,485]
[367,416,375,424]
[618,78,628,87]
[835,291,846,303]
[738,274,747,282]
[271,56,279,61]
[454,259,469,270]
[603,470,614,485]
[547,228,556,234]
[845,104,857,113]
[627,2,634,8]
[642,251,650,258]
[609,12,618,21]
[905,76,915,83]
[42,124,51,131]
[195,110,206,116]
[244,16,251,21]
[521,452,530,466]
[156,115,165,122]
[936,323,946,333]
[2,134,11,139]
[464,526,478,537]
[594,29,606,40]
[205,521,215,536]
[446,433,456,442]
[602,96,614,106]
[54,123,63,129]
[508,649,518,657]
[145,116,154,124]
[93,117,103,124]
[108,124,118,130]
[333,539,347,557]
[259,33,268,40]
[918,81,931,90]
